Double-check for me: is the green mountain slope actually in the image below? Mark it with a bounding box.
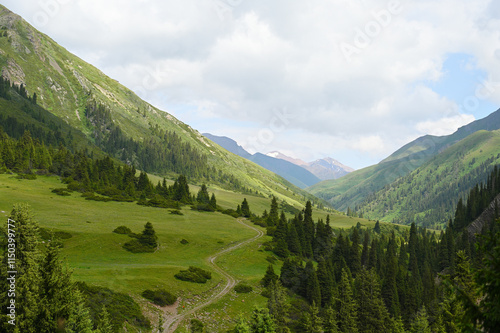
[357,130,500,228]
[308,108,500,211]
[0,5,315,206]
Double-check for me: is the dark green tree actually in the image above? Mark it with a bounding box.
[240,198,251,217]
[336,268,358,333]
[262,265,279,288]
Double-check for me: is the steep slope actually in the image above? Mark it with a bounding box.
[356,130,500,228]
[203,133,321,188]
[0,5,315,206]
[309,108,500,210]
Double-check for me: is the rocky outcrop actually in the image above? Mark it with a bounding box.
[467,193,500,239]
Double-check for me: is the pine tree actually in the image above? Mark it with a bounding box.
[267,281,288,331]
[196,184,210,204]
[355,268,390,332]
[0,204,40,333]
[209,193,217,210]
[35,241,75,331]
[322,306,339,333]
[409,306,431,333]
[140,222,158,249]
[250,307,276,333]
[317,260,333,307]
[241,198,251,217]
[286,222,302,255]
[336,268,358,333]
[262,265,279,288]
[64,290,94,333]
[304,261,321,306]
[234,315,251,333]
[349,228,361,275]
[96,306,113,333]
[267,197,279,227]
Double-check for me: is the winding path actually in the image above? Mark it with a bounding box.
[163,218,264,332]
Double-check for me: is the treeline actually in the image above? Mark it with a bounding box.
[234,193,500,332]
[0,76,72,149]
[84,101,252,192]
[0,204,150,332]
[0,127,223,211]
[356,157,500,229]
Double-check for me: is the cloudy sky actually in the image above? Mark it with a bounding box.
[4,0,500,169]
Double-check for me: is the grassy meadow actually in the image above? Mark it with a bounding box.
[0,173,373,331]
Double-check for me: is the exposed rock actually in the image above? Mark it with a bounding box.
[2,57,25,86]
[467,193,500,239]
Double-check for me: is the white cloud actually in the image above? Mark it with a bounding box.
[416,114,476,136]
[2,0,500,168]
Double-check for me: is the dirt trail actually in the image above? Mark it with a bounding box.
[163,218,264,332]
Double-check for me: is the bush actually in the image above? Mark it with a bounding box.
[123,239,155,253]
[113,226,132,235]
[141,289,177,306]
[190,319,204,332]
[221,209,239,218]
[170,209,183,215]
[16,173,37,180]
[174,266,212,284]
[234,283,253,293]
[77,282,150,332]
[180,239,189,244]
[51,188,72,196]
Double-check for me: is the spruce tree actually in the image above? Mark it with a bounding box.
[140,222,158,249]
[250,307,276,333]
[267,197,279,227]
[267,280,288,331]
[355,268,390,332]
[0,204,40,333]
[262,265,279,288]
[336,268,358,333]
[241,198,251,217]
[322,306,339,333]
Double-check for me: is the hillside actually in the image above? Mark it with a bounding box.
[0,5,316,207]
[308,108,500,211]
[355,130,500,228]
[203,133,321,189]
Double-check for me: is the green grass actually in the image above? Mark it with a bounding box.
[0,173,377,332]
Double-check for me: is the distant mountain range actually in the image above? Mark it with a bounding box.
[266,152,354,180]
[309,108,500,227]
[202,134,354,189]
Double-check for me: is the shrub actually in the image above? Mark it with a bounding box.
[180,239,189,244]
[234,283,253,293]
[77,282,150,332]
[221,209,239,218]
[174,266,212,283]
[141,289,177,306]
[51,188,71,196]
[170,209,183,215]
[190,319,204,332]
[123,239,155,253]
[113,226,132,235]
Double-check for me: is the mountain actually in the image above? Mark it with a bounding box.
[267,152,354,180]
[305,157,355,180]
[0,5,317,206]
[203,134,321,189]
[266,151,307,166]
[356,129,500,228]
[308,108,500,211]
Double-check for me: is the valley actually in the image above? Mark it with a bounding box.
[0,3,499,333]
